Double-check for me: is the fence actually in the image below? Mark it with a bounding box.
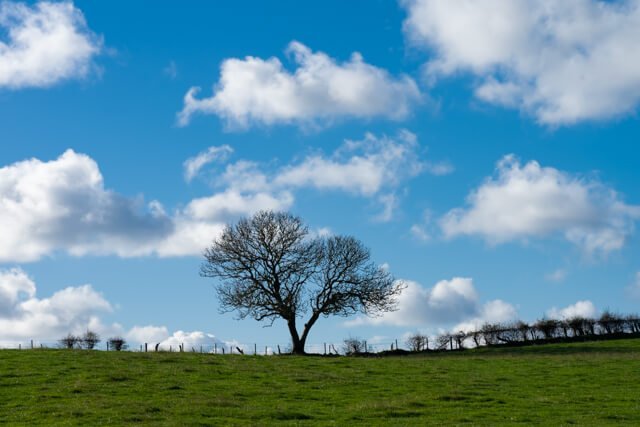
[3,313,639,354]
[0,338,407,355]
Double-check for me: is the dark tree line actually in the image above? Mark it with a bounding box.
[424,311,640,351]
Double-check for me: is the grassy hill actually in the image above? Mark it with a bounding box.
[1,339,639,425]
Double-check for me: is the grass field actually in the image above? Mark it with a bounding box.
[1,339,639,425]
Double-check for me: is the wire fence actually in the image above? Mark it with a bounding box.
[4,314,639,354]
[0,339,407,355]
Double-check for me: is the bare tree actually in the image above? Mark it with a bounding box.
[201,211,403,354]
[406,333,429,352]
[625,315,640,333]
[599,311,625,334]
[108,337,128,351]
[514,321,531,342]
[566,317,587,337]
[534,318,559,340]
[342,337,366,355]
[82,331,101,350]
[480,323,500,346]
[435,333,451,350]
[59,334,80,349]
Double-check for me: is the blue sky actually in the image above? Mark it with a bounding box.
[1,0,639,351]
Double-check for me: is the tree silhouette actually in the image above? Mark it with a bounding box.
[201,211,402,354]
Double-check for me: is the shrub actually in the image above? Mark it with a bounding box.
[534,319,559,340]
[342,337,366,355]
[108,337,128,351]
[82,331,101,350]
[406,333,429,352]
[59,333,80,349]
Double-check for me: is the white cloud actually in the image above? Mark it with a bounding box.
[0,149,172,261]
[0,267,117,345]
[0,269,248,350]
[425,161,454,176]
[177,41,421,129]
[124,328,247,353]
[0,149,292,262]
[183,145,232,182]
[274,131,423,197]
[410,209,433,242]
[347,277,516,329]
[126,325,169,345]
[374,194,398,223]
[157,330,223,352]
[453,299,518,334]
[547,300,597,320]
[410,224,430,242]
[440,155,640,254]
[208,131,430,222]
[156,190,293,257]
[0,267,35,316]
[545,269,568,283]
[0,1,101,89]
[403,0,640,124]
[1,131,431,262]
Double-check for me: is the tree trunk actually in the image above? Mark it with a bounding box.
[287,312,321,355]
[287,319,305,355]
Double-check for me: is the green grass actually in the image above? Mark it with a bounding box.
[1,339,640,425]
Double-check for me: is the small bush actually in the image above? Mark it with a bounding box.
[82,331,101,350]
[108,337,128,351]
[406,333,429,352]
[342,337,366,355]
[59,333,80,349]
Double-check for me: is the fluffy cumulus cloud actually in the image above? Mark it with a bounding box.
[187,131,432,222]
[177,41,421,129]
[273,130,424,196]
[453,299,519,334]
[0,149,292,262]
[0,1,101,89]
[126,325,169,345]
[0,267,118,345]
[403,0,640,124]
[347,277,517,329]
[547,300,597,320]
[0,130,433,261]
[0,268,248,349]
[158,190,293,257]
[440,155,640,254]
